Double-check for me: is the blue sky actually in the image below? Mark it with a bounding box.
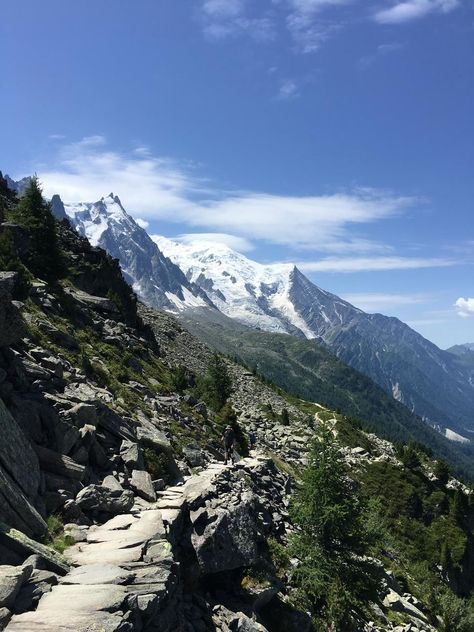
[1,0,473,348]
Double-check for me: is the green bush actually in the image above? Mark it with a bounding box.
[170,365,188,393]
[289,427,383,629]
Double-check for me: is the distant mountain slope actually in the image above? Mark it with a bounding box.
[158,238,474,437]
[59,193,214,312]
[178,307,474,478]
[19,182,471,439]
[447,343,474,388]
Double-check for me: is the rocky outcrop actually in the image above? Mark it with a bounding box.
[5,457,291,632]
[0,273,24,348]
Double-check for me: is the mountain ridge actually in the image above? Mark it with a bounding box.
[8,180,474,440]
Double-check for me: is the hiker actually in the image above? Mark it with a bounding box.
[223,424,235,465]
[249,431,257,451]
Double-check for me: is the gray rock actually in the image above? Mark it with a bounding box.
[0,565,31,610]
[130,470,156,502]
[0,272,24,348]
[0,607,11,631]
[183,445,205,468]
[63,403,98,428]
[0,522,69,575]
[191,493,261,574]
[102,476,123,493]
[0,466,47,538]
[64,287,119,313]
[13,569,58,614]
[75,485,134,516]
[0,398,40,500]
[62,563,134,586]
[63,524,89,543]
[120,440,144,469]
[34,445,86,481]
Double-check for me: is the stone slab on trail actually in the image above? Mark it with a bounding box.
[62,563,135,586]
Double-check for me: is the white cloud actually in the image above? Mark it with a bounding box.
[165,232,255,252]
[286,13,341,53]
[277,79,300,100]
[374,0,459,24]
[135,218,149,229]
[200,0,275,41]
[455,297,474,318]
[341,292,431,311]
[203,0,245,18]
[286,0,351,53]
[297,256,455,273]
[289,0,353,11]
[40,136,428,253]
[358,42,405,69]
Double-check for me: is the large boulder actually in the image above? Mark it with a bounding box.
[0,565,31,610]
[34,445,86,481]
[190,491,261,575]
[75,485,134,517]
[129,470,156,502]
[0,398,40,499]
[0,399,45,537]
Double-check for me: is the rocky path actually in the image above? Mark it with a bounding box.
[6,457,282,632]
[5,461,233,632]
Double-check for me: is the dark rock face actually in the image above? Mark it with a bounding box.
[0,274,24,348]
[0,400,45,538]
[50,195,67,220]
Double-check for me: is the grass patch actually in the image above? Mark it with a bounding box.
[43,515,74,554]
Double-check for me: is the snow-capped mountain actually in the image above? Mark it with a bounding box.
[40,186,473,438]
[156,236,474,437]
[153,237,332,337]
[60,193,212,312]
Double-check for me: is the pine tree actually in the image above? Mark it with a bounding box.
[14,176,64,281]
[434,460,450,486]
[452,489,468,526]
[204,352,232,411]
[289,427,382,630]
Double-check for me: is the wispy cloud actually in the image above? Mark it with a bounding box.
[297,256,455,273]
[373,0,460,25]
[286,0,346,54]
[341,291,432,311]
[358,42,405,69]
[200,0,275,41]
[455,297,474,318]
[276,78,300,100]
[159,232,255,252]
[40,136,431,255]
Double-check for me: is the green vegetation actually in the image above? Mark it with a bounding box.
[0,231,31,298]
[195,352,232,411]
[182,315,474,481]
[13,177,65,282]
[289,427,383,630]
[170,364,188,393]
[43,515,74,554]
